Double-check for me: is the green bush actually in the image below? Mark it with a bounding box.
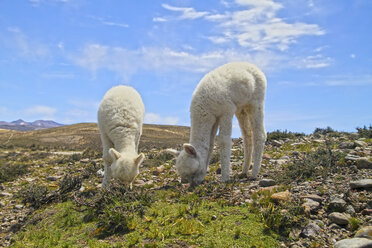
[356,125,372,138]
[0,162,29,183]
[267,130,305,142]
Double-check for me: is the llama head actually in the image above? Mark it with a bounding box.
[108,148,145,184]
[167,143,205,187]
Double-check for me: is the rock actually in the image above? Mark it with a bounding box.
[47,176,61,181]
[329,198,347,212]
[355,226,372,239]
[302,198,320,214]
[300,222,321,238]
[362,209,372,215]
[211,215,217,220]
[329,223,342,229]
[329,212,349,225]
[346,154,361,162]
[96,169,104,177]
[271,140,283,147]
[350,179,372,189]
[334,238,372,248]
[80,158,90,163]
[259,179,276,187]
[339,142,355,149]
[271,191,291,202]
[153,165,165,175]
[356,158,372,169]
[301,194,323,203]
[14,204,24,210]
[345,205,356,215]
[354,140,368,148]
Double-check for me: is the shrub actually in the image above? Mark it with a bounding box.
[278,141,344,184]
[267,130,305,142]
[356,125,372,138]
[313,126,335,135]
[0,162,29,183]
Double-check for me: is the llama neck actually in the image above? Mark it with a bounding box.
[114,134,137,154]
[189,122,211,168]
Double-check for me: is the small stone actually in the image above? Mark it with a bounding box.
[271,191,291,202]
[96,169,104,177]
[329,212,349,225]
[0,192,13,197]
[339,142,355,149]
[271,140,283,147]
[302,198,320,214]
[14,204,24,210]
[259,178,276,187]
[350,179,372,189]
[80,158,90,163]
[362,209,372,215]
[329,223,341,230]
[334,238,372,248]
[300,222,321,238]
[301,194,323,203]
[211,215,217,220]
[356,158,372,169]
[355,226,372,239]
[329,198,347,212]
[47,176,60,181]
[153,165,165,175]
[345,205,356,215]
[354,140,368,148]
[345,154,361,161]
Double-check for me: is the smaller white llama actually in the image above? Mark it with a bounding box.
[98,85,145,187]
[168,62,267,186]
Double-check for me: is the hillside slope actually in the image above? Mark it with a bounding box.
[0,123,190,151]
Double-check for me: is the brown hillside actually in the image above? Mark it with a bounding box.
[0,123,190,151]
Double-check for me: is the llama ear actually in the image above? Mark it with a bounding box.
[183,143,197,157]
[134,153,145,167]
[165,148,180,157]
[109,148,121,160]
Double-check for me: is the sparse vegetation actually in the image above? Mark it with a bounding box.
[267,129,305,142]
[356,125,372,138]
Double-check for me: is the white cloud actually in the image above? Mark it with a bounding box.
[71,43,282,78]
[6,27,49,59]
[23,105,57,119]
[156,1,325,52]
[144,113,179,125]
[297,54,332,69]
[161,4,209,20]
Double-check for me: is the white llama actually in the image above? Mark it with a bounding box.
[168,62,267,186]
[98,85,145,187]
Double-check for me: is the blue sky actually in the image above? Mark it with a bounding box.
[0,0,371,137]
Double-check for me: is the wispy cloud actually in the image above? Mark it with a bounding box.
[160,4,209,20]
[155,0,325,52]
[297,54,333,69]
[23,105,57,119]
[144,113,179,125]
[71,43,282,79]
[89,16,129,28]
[5,27,49,60]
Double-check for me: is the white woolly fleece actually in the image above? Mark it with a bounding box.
[175,62,267,186]
[98,85,145,187]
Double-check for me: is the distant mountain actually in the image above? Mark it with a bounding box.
[0,119,64,131]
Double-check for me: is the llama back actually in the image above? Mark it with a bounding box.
[191,62,266,112]
[98,86,145,140]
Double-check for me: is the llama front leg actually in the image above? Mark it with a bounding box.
[250,105,266,179]
[218,115,233,182]
[101,134,114,187]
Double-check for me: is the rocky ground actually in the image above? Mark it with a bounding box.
[0,129,372,247]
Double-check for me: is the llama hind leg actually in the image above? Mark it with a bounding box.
[218,114,233,182]
[250,104,266,179]
[236,109,253,176]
